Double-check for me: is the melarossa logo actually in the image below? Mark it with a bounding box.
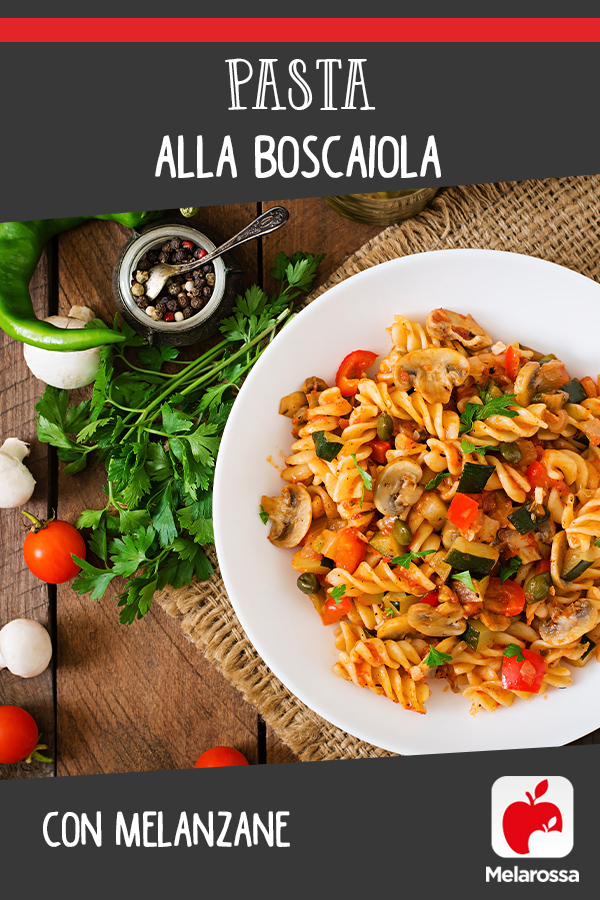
[491,776,573,858]
[486,867,579,883]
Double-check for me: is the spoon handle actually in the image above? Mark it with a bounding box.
[182,206,289,272]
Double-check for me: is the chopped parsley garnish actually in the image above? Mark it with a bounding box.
[259,505,269,525]
[389,549,436,569]
[460,438,496,456]
[499,556,522,584]
[330,584,347,604]
[504,643,526,662]
[452,570,476,592]
[460,390,519,434]
[424,645,453,667]
[424,470,451,490]
[351,454,373,506]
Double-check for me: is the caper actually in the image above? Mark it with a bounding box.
[525,571,552,602]
[377,412,394,442]
[498,441,522,464]
[392,520,412,546]
[297,573,320,595]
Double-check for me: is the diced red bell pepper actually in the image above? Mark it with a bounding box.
[421,590,440,607]
[483,577,526,616]
[446,492,480,530]
[369,439,391,464]
[535,559,551,574]
[504,345,520,381]
[334,527,366,574]
[320,595,352,625]
[501,648,547,693]
[526,461,551,489]
[335,350,378,396]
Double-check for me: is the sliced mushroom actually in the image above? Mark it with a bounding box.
[538,600,599,647]
[279,391,307,418]
[302,376,328,394]
[514,360,540,406]
[407,601,466,637]
[394,348,470,404]
[376,614,411,640]
[261,484,313,548]
[425,308,492,350]
[373,460,423,517]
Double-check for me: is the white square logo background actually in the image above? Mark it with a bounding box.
[491,776,574,858]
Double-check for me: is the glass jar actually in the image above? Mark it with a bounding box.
[112,218,242,346]
[323,188,438,226]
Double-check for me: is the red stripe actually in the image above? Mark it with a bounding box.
[1,18,600,42]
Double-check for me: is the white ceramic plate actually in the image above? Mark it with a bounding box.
[213,249,600,754]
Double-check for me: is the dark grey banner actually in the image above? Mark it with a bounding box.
[0,41,596,220]
[1,747,594,897]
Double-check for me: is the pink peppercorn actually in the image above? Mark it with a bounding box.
[163,312,175,322]
[182,240,194,250]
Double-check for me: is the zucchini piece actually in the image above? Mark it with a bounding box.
[571,635,597,667]
[563,547,596,582]
[383,591,414,615]
[462,618,494,651]
[457,461,495,493]
[368,532,401,558]
[562,378,587,404]
[444,536,499,575]
[311,430,343,461]
[508,504,550,535]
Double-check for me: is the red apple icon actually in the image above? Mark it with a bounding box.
[502,779,563,854]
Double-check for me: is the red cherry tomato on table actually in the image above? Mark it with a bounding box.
[483,577,526,617]
[194,746,249,768]
[335,350,378,397]
[23,516,86,584]
[0,706,39,764]
[501,648,547,693]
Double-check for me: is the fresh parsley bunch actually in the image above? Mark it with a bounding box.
[35,251,324,623]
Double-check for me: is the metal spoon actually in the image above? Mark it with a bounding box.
[144,206,290,300]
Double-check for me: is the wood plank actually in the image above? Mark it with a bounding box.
[55,209,261,775]
[0,250,55,778]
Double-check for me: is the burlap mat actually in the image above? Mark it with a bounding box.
[158,175,600,761]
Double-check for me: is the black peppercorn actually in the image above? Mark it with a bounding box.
[190,297,203,309]
[178,294,189,308]
[202,286,212,298]
[182,307,194,319]
[166,299,178,312]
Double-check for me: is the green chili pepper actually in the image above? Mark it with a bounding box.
[0,211,163,351]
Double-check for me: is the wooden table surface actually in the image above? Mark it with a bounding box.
[2,193,598,779]
[0,196,384,777]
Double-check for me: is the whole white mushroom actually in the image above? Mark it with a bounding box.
[0,438,36,508]
[23,306,102,390]
[0,618,53,678]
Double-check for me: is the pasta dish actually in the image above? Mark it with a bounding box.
[261,308,600,715]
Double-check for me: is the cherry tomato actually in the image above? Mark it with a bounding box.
[446,492,480,531]
[504,345,520,381]
[526,461,551,489]
[483,577,526,617]
[333,527,366,574]
[501,648,547,693]
[320,594,352,625]
[421,590,440,607]
[194,746,249,768]
[335,350,378,396]
[0,705,39,764]
[369,439,391,464]
[23,518,86,584]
